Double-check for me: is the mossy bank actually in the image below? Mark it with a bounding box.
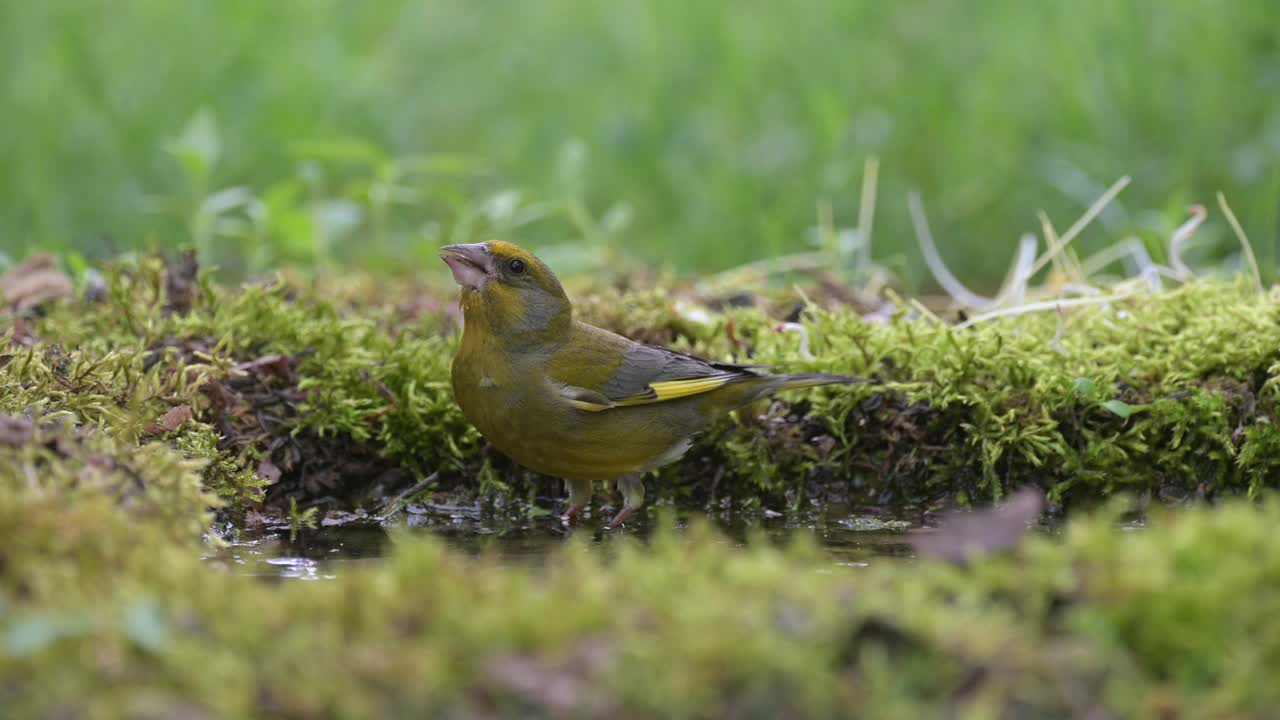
[4,255,1280,520]
[4,414,1280,717]
[6,255,1280,717]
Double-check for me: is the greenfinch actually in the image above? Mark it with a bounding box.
[442,241,858,529]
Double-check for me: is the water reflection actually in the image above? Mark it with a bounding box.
[203,505,922,580]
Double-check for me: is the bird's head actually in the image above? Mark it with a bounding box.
[441,241,571,343]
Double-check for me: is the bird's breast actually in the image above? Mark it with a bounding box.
[451,344,710,482]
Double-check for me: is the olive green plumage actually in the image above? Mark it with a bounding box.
[442,240,858,528]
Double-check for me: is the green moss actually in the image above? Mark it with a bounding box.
[5,257,1280,517]
[4,446,1280,718]
[7,267,1280,716]
[781,279,1280,506]
[0,415,215,601]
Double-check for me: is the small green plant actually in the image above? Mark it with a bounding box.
[287,497,319,539]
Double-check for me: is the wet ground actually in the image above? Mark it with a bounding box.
[203,504,923,580]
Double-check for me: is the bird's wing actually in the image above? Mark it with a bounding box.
[605,346,760,407]
[548,322,766,412]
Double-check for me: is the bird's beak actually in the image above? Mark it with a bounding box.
[440,243,493,291]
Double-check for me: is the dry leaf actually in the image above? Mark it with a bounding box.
[0,414,34,447]
[2,254,73,312]
[484,642,616,717]
[257,458,282,484]
[84,452,117,472]
[164,250,200,314]
[911,486,1045,563]
[9,318,37,346]
[146,405,194,434]
[234,354,292,381]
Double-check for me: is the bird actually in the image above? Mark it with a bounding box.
[441,240,861,529]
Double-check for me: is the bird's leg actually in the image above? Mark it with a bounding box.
[605,474,645,530]
[561,478,593,524]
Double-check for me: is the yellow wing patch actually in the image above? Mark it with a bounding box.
[560,384,616,412]
[567,398,613,412]
[612,372,742,407]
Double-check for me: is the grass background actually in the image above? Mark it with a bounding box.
[3,1,1280,288]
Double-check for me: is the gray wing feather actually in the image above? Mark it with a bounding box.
[600,342,764,401]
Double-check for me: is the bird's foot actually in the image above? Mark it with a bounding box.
[561,479,592,526]
[560,504,583,525]
[604,474,645,530]
[604,504,637,531]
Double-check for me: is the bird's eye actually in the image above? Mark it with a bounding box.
[507,258,527,275]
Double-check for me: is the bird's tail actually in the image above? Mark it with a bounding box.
[729,372,872,408]
[773,373,871,391]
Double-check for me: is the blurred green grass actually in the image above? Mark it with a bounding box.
[3,1,1279,287]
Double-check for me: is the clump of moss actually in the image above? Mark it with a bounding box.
[798,280,1280,506]
[7,256,1280,715]
[0,412,215,601]
[5,254,1280,520]
[4,453,1280,719]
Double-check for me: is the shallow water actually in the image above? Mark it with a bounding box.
[203,504,921,580]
